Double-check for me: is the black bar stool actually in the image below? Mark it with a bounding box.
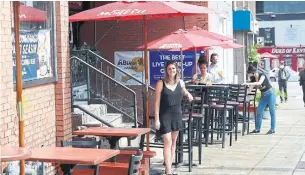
[175,99,194,172]
[206,86,233,148]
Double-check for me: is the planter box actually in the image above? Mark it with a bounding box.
[239,104,256,120]
[239,104,257,113]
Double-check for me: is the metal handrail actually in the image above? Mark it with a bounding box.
[75,50,155,91]
[72,105,114,127]
[70,56,138,128]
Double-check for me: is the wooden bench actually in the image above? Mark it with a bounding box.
[117,150,156,158]
[70,150,156,175]
[114,150,156,175]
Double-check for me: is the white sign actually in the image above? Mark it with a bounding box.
[159,43,182,49]
[114,51,147,85]
[97,9,146,16]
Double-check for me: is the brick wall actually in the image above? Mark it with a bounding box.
[1,2,71,173]
[184,1,209,30]
[55,1,72,146]
[0,1,18,147]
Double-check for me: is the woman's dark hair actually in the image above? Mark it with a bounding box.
[247,64,257,74]
[198,55,205,61]
[197,59,208,67]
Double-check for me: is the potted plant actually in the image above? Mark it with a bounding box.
[248,44,261,68]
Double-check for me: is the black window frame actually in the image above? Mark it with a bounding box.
[12,1,58,89]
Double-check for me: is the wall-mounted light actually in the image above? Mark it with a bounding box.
[271,14,276,18]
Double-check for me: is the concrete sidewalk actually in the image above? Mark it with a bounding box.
[149,95,305,175]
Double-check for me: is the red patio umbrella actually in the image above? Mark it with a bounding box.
[145,29,224,51]
[260,52,278,58]
[188,26,236,41]
[69,1,217,150]
[20,5,46,22]
[69,1,217,22]
[139,29,224,78]
[217,42,245,49]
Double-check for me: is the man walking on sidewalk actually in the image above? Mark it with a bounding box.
[275,61,290,103]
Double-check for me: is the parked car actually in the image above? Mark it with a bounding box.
[269,67,299,82]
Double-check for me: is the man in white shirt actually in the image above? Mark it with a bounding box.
[208,53,224,83]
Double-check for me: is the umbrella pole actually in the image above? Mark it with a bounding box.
[194,47,197,74]
[143,16,150,151]
[180,48,184,79]
[13,2,25,175]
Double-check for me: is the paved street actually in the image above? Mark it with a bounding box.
[150,82,305,175]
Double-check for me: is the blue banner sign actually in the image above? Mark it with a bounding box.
[149,50,201,85]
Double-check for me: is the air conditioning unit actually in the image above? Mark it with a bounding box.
[257,37,264,46]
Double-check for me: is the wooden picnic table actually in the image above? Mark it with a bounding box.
[73,127,150,162]
[73,127,150,149]
[1,146,31,162]
[28,147,119,175]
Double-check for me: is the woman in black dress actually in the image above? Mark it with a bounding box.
[154,60,193,175]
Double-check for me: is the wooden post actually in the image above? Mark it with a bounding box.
[13,2,25,175]
[143,16,150,151]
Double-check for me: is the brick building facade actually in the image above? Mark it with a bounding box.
[0,2,71,172]
[0,1,229,173]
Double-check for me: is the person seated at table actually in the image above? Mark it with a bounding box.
[192,60,213,84]
[208,53,224,83]
[243,64,276,135]
[154,60,193,175]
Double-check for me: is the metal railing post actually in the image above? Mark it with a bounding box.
[86,54,91,104]
[134,94,138,128]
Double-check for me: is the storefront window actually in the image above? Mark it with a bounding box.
[11,1,56,88]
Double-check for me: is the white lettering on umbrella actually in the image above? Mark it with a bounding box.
[159,43,182,49]
[97,9,146,16]
[19,14,26,19]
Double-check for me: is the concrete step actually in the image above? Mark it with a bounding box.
[73,104,123,127]
[82,113,123,127]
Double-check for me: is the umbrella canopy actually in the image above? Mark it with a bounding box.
[260,52,278,58]
[187,26,236,41]
[20,5,46,22]
[217,42,244,49]
[142,29,224,50]
[69,1,217,22]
